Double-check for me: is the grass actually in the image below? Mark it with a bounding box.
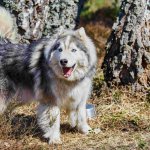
[0,1,150,150]
[0,70,149,149]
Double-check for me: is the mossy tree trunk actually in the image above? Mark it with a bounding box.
[102,0,150,89]
[0,0,84,43]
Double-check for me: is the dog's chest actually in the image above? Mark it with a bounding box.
[52,78,91,107]
[52,79,83,106]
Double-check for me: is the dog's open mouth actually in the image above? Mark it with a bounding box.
[62,64,76,78]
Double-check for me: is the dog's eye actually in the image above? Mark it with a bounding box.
[71,49,77,52]
[58,48,63,52]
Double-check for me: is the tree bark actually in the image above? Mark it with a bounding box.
[0,0,83,43]
[102,0,150,89]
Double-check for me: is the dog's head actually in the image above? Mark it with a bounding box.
[45,27,97,81]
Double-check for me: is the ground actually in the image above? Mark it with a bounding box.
[0,1,150,150]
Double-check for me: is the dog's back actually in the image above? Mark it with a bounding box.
[0,7,33,112]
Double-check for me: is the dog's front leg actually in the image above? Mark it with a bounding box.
[69,108,77,128]
[76,100,91,134]
[37,104,61,144]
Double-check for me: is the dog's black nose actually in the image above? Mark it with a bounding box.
[60,59,68,66]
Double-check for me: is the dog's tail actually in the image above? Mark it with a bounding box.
[0,6,17,42]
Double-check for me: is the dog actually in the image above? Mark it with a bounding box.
[0,6,97,144]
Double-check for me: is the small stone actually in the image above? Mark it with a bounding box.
[4,142,10,147]
[93,128,101,134]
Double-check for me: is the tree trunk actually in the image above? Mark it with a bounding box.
[0,0,83,43]
[102,0,150,89]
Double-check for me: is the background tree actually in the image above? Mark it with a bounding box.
[102,0,150,89]
[0,0,84,43]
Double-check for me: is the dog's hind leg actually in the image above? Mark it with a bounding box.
[0,76,11,113]
[37,104,61,144]
[0,91,8,113]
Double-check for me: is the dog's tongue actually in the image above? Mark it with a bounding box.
[63,67,73,78]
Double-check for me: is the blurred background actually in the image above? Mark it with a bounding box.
[80,0,119,66]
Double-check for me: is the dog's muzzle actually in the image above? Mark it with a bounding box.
[60,59,68,66]
[60,59,76,78]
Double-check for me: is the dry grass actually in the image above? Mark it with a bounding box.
[0,4,150,150]
[0,70,149,150]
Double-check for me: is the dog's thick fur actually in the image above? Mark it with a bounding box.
[0,7,97,144]
[0,7,16,42]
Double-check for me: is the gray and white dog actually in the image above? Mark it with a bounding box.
[0,7,97,144]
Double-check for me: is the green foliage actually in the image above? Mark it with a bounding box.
[138,139,148,149]
[108,0,120,20]
[81,0,105,18]
[81,0,120,20]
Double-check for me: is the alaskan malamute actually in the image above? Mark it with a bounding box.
[0,7,97,144]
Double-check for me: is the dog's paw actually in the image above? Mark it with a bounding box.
[44,131,61,145]
[78,124,92,134]
[48,137,62,145]
[70,121,76,128]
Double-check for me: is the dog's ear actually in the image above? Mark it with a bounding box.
[76,27,87,39]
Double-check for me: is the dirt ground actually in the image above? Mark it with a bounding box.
[0,7,149,150]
